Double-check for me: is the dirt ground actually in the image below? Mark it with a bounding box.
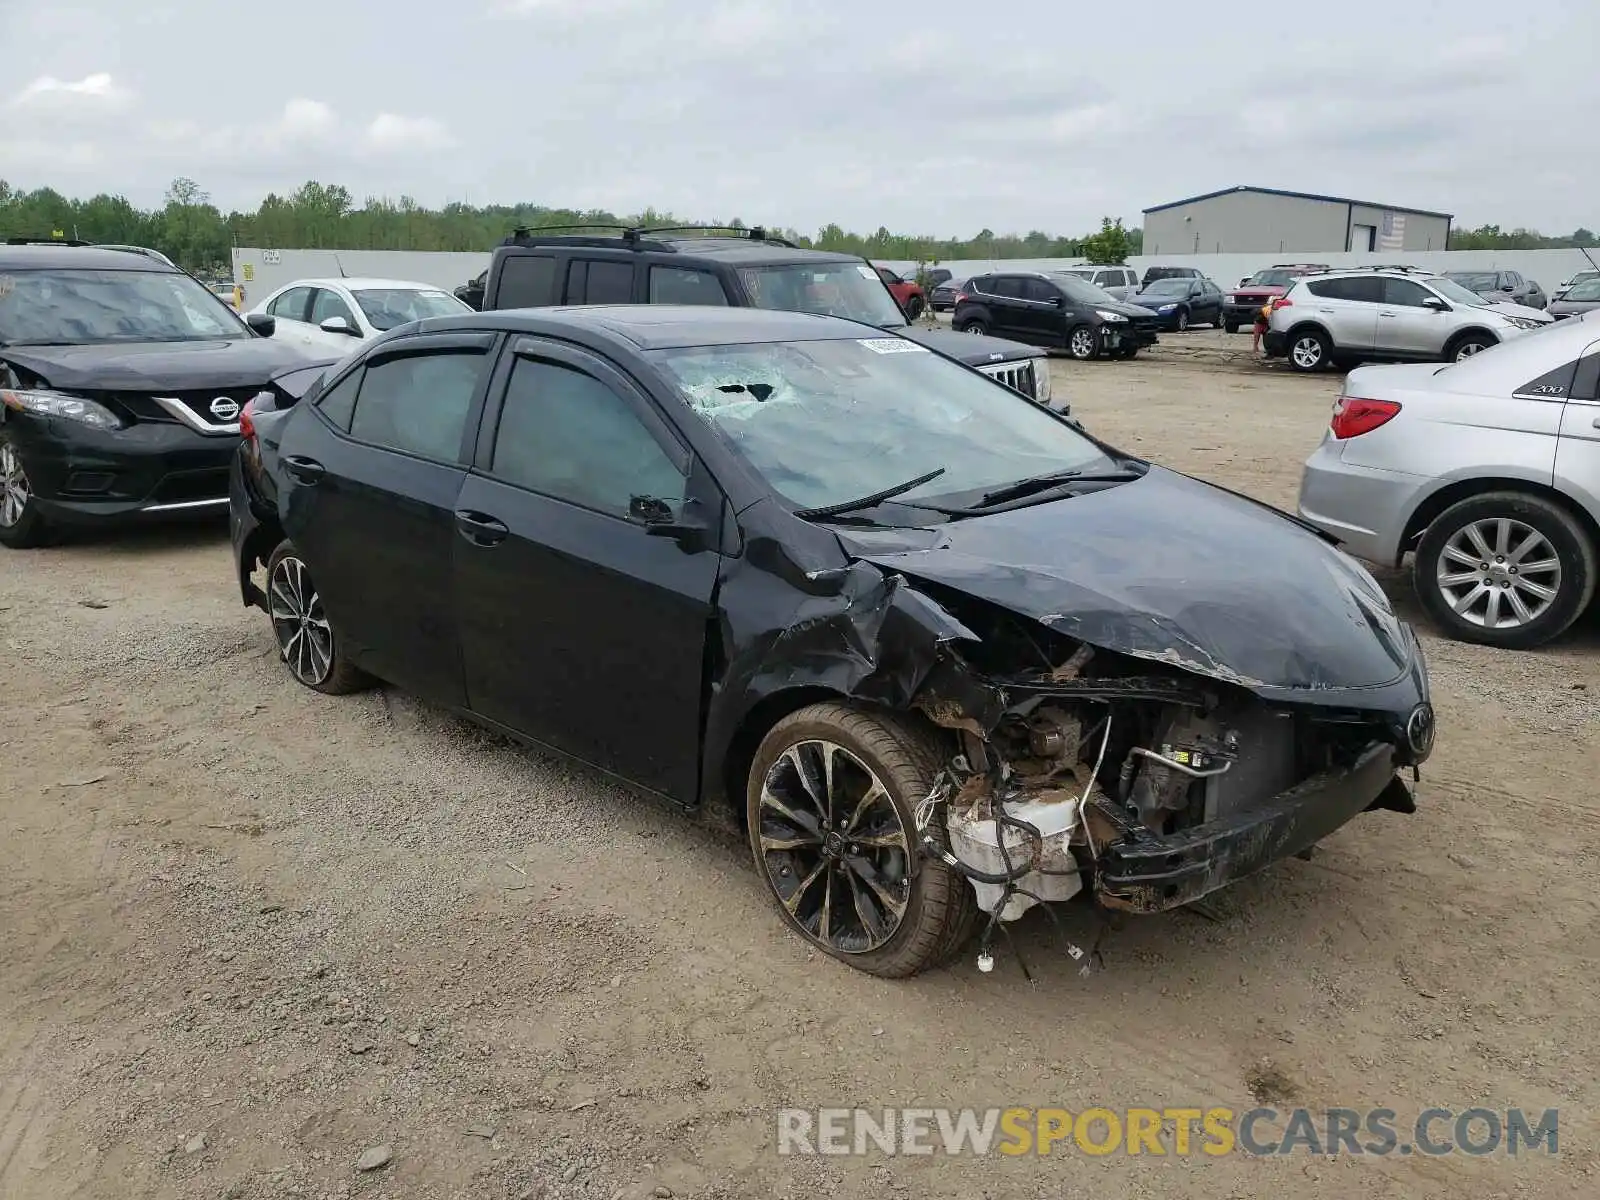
[3,328,1597,1200]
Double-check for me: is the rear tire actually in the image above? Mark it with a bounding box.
[0,429,51,549]
[1413,492,1596,650]
[904,295,926,321]
[1287,327,1331,372]
[955,318,988,336]
[264,540,369,694]
[747,702,978,978]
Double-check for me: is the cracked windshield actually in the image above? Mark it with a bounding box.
[650,337,1110,516]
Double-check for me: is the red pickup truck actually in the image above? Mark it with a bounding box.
[1222,264,1329,332]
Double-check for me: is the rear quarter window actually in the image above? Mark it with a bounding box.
[494,254,556,308]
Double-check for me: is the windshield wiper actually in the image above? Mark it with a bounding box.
[793,467,947,521]
[974,467,1144,509]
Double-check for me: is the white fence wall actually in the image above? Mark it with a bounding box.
[232,246,1600,306]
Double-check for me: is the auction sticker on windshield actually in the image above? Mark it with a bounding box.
[857,338,930,354]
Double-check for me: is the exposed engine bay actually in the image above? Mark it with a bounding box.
[899,604,1430,973]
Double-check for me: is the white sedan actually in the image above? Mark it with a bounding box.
[248,277,471,354]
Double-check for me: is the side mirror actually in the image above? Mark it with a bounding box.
[632,495,710,552]
[1501,283,1515,292]
[320,315,358,335]
[244,312,275,337]
[1423,297,1450,313]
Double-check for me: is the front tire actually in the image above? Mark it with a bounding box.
[0,429,51,549]
[1067,324,1100,360]
[265,540,368,693]
[1414,492,1596,650]
[1447,332,1497,362]
[746,702,977,978]
[1224,320,1241,334]
[1287,328,1331,372]
[1175,307,1189,332]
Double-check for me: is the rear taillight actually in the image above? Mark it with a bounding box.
[1330,396,1401,439]
[1273,297,1293,309]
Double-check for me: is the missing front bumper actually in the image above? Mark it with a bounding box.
[1093,741,1405,913]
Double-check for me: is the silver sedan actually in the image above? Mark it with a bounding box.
[1549,279,1600,321]
[1296,316,1600,649]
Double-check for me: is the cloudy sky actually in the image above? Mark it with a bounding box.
[2,1,1595,238]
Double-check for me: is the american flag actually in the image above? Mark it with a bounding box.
[1379,212,1406,251]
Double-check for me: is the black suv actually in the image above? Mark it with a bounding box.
[457,226,1060,409]
[952,271,1161,360]
[0,243,318,547]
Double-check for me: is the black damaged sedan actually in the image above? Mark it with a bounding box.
[0,243,317,548]
[232,305,1433,978]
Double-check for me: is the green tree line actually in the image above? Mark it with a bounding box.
[1447,223,1598,250]
[1,176,1151,272]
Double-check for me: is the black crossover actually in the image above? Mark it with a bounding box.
[952,271,1162,360]
[232,305,1433,979]
[0,243,317,547]
[457,225,1061,411]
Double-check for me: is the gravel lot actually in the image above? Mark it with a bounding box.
[3,328,1597,1199]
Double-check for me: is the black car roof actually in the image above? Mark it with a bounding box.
[499,235,862,268]
[419,304,879,350]
[0,244,179,271]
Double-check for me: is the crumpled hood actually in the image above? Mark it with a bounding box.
[1,338,322,390]
[836,466,1415,694]
[1101,299,1162,319]
[894,324,1041,365]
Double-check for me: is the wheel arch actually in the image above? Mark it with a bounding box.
[1400,476,1600,563]
[712,685,850,830]
[1443,327,1500,356]
[1284,319,1332,345]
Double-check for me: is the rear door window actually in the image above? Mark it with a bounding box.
[566,259,635,305]
[1308,277,1383,303]
[649,267,729,306]
[495,254,557,308]
[989,277,1024,299]
[347,349,488,463]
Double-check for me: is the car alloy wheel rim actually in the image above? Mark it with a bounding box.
[1292,337,1322,368]
[1070,328,1096,357]
[1437,517,1562,629]
[1455,341,1489,361]
[961,324,983,335]
[756,739,911,955]
[268,555,335,685]
[0,444,29,528]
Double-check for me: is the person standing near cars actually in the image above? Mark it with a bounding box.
[1252,296,1278,355]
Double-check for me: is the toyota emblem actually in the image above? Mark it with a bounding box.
[209,396,241,422]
